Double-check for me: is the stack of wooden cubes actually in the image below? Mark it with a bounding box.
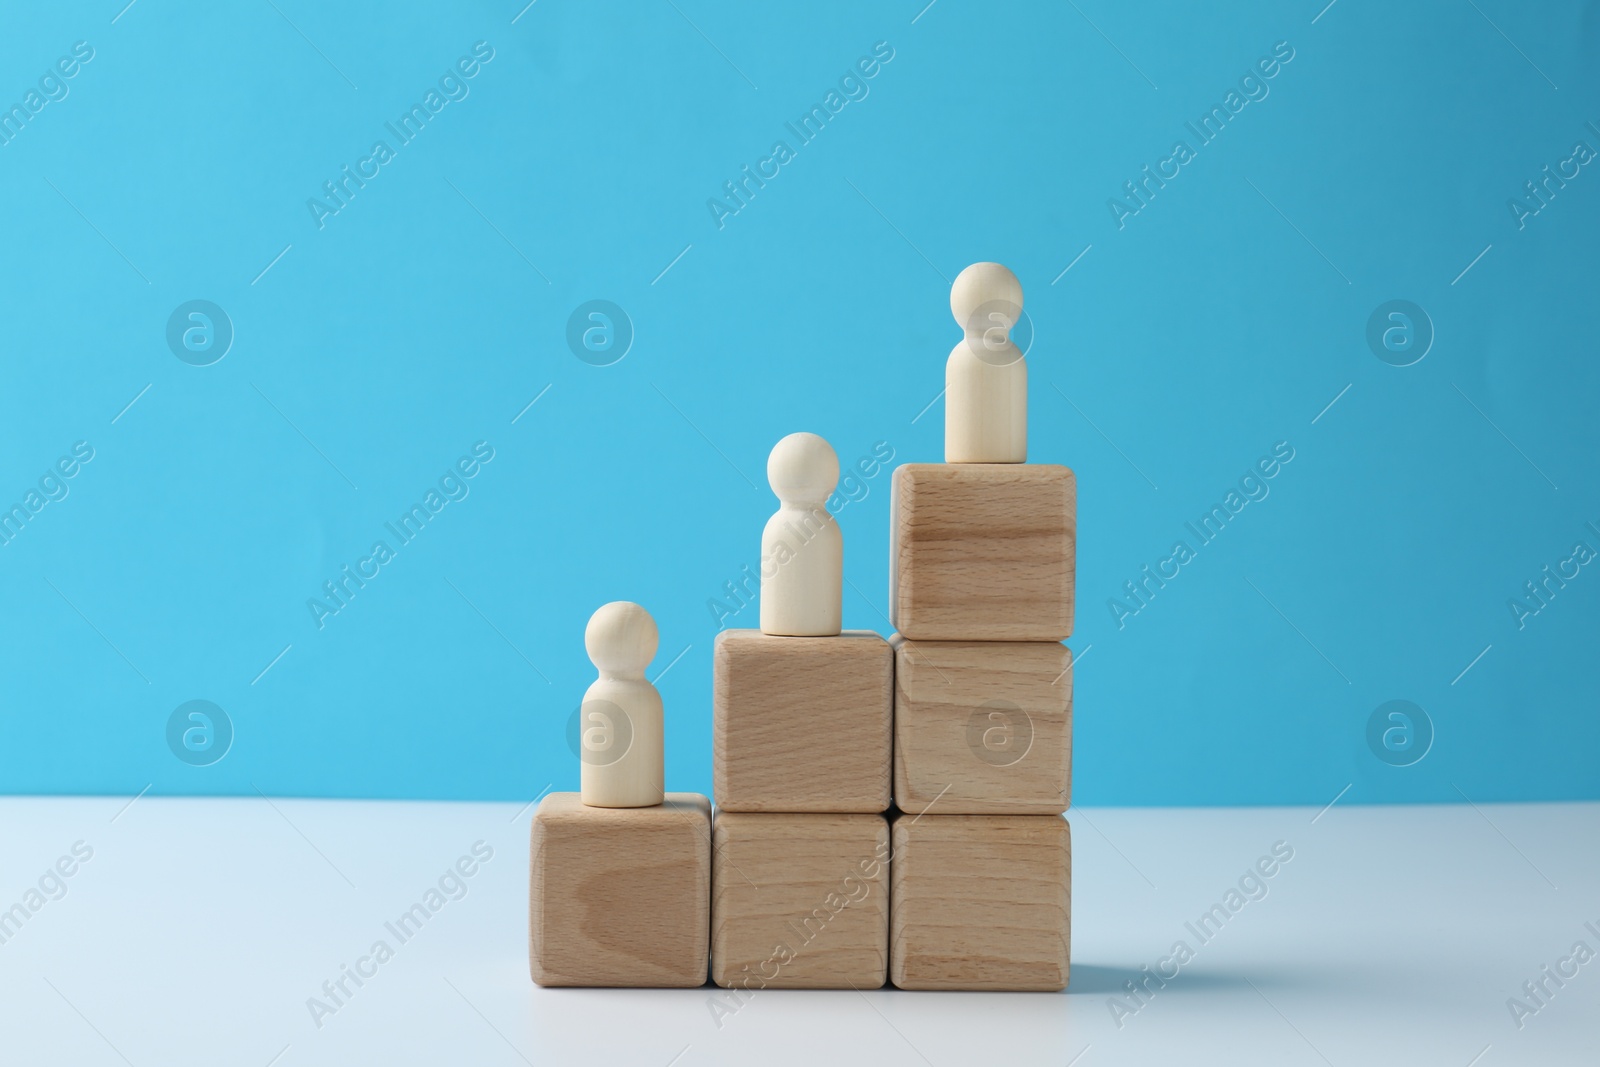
[704,462,1076,992]
[530,262,1072,992]
[886,461,1075,990]
[708,625,894,988]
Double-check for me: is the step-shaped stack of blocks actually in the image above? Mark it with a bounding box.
[530,263,1075,991]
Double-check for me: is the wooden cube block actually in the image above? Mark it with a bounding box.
[894,638,1071,815]
[711,812,889,989]
[890,463,1075,641]
[529,792,710,987]
[890,814,1070,991]
[713,630,892,813]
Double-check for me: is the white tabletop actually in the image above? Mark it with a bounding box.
[1,796,1593,1066]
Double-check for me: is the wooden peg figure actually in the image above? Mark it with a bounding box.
[760,432,843,637]
[946,262,1027,463]
[578,601,664,808]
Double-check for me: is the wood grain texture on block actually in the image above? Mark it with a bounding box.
[711,812,889,990]
[713,630,892,813]
[894,638,1071,815]
[890,463,1075,641]
[890,813,1070,991]
[529,792,710,987]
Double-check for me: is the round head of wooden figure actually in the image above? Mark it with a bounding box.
[584,601,658,679]
[951,261,1023,335]
[766,432,839,508]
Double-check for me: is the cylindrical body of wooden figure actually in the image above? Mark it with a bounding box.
[578,677,664,808]
[945,345,1027,463]
[758,507,842,636]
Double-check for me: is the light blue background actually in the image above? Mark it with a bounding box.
[1,0,1595,806]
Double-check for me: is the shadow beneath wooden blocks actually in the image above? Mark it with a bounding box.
[1065,962,1327,996]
